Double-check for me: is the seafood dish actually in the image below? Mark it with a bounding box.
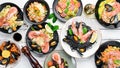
[63,21,97,55]
[95,41,120,68]
[24,0,50,24]
[44,50,76,68]
[47,52,68,68]
[95,0,120,28]
[27,2,47,23]
[26,23,59,55]
[53,0,83,22]
[0,3,23,33]
[0,41,20,66]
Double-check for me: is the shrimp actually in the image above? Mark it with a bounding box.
[81,30,94,42]
[0,17,6,27]
[6,7,18,20]
[78,22,83,38]
[41,42,49,53]
[71,22,78,36]
[52,53,61,65]
[59,63,64,68]
[58,0,67,9]
[28,31,40,39]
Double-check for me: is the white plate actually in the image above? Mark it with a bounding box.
[60,16,102,58]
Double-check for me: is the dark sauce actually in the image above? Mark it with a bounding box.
[13,33,22,41]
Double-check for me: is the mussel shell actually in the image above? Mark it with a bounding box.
[11,52,20,60]
[0,58,10,65]
[110,15,119,24]
[105,4,113,12]
[49,40,57,46]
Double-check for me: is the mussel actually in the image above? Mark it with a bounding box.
[49,40,57,46]
[3,41,12,50]
[11,52,20,60]
[0,58,10,65]
[105,4,113,12]
[110,15,119,24]
[79,48,86,53]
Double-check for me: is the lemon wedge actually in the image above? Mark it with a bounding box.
[90,31,97,43]
[45,24,53,33]
[2,50,11,58]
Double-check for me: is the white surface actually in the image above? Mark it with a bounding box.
[0,0,120,68]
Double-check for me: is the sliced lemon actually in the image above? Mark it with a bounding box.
[90,31,98,43]
[98,7,105,19]
[106,0,115,3]
[45,24,53,33]
[99,1,106,7]
[2,50,11,58]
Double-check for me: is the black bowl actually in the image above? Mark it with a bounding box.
[53,0,83,22]
[26,22,59,55]
[95,0,120,29]
[95,41,120,68]
[24,0,50,25]
[0,2,23,34]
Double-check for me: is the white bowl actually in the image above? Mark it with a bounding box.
[60,16,102,58]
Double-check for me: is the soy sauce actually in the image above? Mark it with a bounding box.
[13,33,22,41]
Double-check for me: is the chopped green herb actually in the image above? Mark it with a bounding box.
[48,13,54,19]
[114,60,120,65]
[52,16,57,23]
[31,27,35,31]
[48,13,57,23]
[82,27,88,34]
[53,25,59,32]
[47,23,59,32]
[68,29,73,35]
[64,8,69,13]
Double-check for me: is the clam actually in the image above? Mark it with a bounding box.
[105,4,113,12]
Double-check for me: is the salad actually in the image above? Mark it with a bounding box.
[0,5,23,33]
[27,2,48,23]
[63,21,97,55]
[26,23,59,54]
[97,0,120,24]
[56,0,80,19]
[47,52,68,68]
